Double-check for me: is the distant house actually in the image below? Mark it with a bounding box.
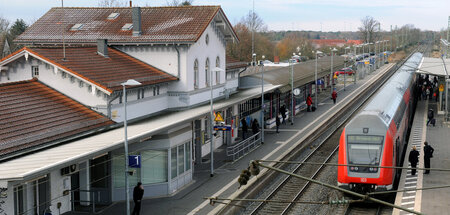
[311,39,362,49]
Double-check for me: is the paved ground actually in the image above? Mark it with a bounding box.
[64,64,392,215]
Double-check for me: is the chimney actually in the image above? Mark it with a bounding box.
[132,7,142,37]
[97,39,108,57]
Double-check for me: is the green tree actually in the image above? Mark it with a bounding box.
[7,19,28,51]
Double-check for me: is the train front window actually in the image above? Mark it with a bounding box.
[347,135,383,166]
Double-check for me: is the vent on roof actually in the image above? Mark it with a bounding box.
[107,12,120,20]
[70,23,84,31]
[121,23,133,31]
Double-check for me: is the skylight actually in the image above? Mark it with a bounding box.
[70,23,84,31]
[107,12,120,20]
[121,23,133,31]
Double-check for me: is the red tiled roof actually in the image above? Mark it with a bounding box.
[16,6,235,44]
[0,79,114,157]
[226,55,247,71]
[26,46,178,92]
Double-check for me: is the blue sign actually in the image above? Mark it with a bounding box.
[316,79,324,85]
[214,125,232,131]
[128,155,141,168]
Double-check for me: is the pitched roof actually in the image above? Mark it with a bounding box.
[16,6,237,44]
[0,79,114,157]
[1,46,178,92]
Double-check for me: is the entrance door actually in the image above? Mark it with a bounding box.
[34,177,50,215]
[90,155,111,205]
[71,172,80,207]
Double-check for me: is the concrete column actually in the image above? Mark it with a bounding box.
[79,161,90,206]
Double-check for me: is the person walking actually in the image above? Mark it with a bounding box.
[275,113,280,133]
[306,94,313,112]
[427,108,434,126]
[251,119,259,135]
[280,105,286,124]
[423,141,434,174]
[408,146,420,176]
[132,182,144,215]
[331,89,337,104]
[241,118,248,139]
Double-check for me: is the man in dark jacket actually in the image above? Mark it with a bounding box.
[252,119,259,135]
[241,118,248,139]
[427,109,434,126]
[132,182,144,215]
[423,141,435,174]
[408,146,419,176]
[275,114,280,133]
[280,105,286,124]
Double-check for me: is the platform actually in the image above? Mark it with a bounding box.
[64,64,394,215]
[393,99,450,215]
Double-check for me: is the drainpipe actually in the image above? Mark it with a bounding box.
[107,92,121,119]
[174,45,181,78]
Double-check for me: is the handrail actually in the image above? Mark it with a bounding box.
[70,189,100,214]
[227,132,261,162]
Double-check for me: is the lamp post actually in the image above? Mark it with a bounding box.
[344,46,350,91]
[260,55,265,144]
[121,79,141,215]
[290,53,294,125]
[330,47,337,95]
[314,50,323,108]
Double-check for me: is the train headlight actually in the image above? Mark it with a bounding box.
[350,167,354,171]
[369,168,373,171]
[354,167,359,171]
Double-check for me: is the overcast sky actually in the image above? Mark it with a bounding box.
[0,0,448,32]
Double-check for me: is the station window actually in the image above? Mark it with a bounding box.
[215,56,220,84]
[194,59,199,89]
[205,58,210,86]
[112,154,141,188]
[141,150,168,184]
[31,66,39,78]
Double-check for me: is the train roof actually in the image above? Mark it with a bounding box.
[360,53,423,126]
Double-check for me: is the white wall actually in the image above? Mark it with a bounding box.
[49,170,71,215]
[110,93,169,122]
[2,183,14,215]
[0,57,33,83]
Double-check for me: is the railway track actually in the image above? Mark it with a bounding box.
[217,46,426,215]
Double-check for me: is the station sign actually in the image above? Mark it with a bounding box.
[214,125,231,131]
[214,112,224,122]
[128,155,141,168]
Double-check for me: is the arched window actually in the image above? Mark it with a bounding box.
[205,58,210,86]
[194,59,199,89]
[215,56,220,84]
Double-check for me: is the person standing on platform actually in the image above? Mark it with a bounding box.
[252,119,259,135]
[331,89,337,104]
[241,118,248,139]
[408,146,420,176]
[423,141,434,174]
[275,113,280,133]
[280,105,286,124]
[132,182,144,215]
[306,94,313,112]
[427,109,434,126]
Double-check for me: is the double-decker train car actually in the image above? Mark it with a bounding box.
[338,53,423,193]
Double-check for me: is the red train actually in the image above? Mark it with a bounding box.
[338,53,423,193]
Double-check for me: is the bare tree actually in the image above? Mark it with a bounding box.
[241,11,268,33]
[166,0,193,6]
[98,0,127,7]
[358,16,380,43]
[0,16,9,33]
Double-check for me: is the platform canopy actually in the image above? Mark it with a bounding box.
[417,57,450,77]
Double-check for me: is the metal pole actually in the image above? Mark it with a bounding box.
[343,48,346,91]
[291,58,294,125]
[123,85,130,215]
[210,68,214,177]
[261,62,265,143]
[251,0,254,61]
[315,53,318,107]
[330,50,334,96]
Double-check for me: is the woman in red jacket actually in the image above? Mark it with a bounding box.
[306,94,313,112]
